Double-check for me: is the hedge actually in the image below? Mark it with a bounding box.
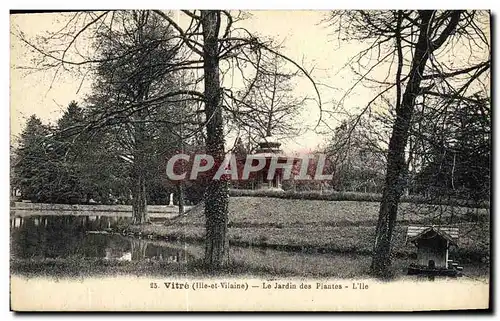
[228,189,489,209]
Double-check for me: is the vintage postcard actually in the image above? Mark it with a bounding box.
[9,9,491,311]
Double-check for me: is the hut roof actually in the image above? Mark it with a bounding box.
[407,226,459,247]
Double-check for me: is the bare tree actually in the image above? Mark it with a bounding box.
[14,10,321,270]
[83,11,192,223]
[327,10,490,277]
[226,51,307,143]
[325,117,387,193]
[151,10,322,269]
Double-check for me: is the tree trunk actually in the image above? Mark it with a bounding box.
[131,238,148,261]
[132,105,149,224]
[132,167,148,224]
[177,182,185,215]
[201,10,230,270]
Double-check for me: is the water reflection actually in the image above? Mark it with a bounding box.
[10,215,192,263]
[12,216,488,279]
[10,214,132,231]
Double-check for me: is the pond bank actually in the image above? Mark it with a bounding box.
[11,201,192,217]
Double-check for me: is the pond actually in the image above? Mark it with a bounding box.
[10,215,194,263]
[10,215,489,280]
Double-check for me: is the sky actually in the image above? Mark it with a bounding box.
[11,10,380,153]
[11,10,487,153]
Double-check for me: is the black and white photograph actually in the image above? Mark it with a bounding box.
[9,8,491,311]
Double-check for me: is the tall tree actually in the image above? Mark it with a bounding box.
[328,10,490,277]
[148,10,321,269]
[156,10,321,268]
[13,115,52,202]
[16,10,321,270]
[57,101,130,204]
[227,52,307,144]
[13,102,128,204]
[325,118,386,193]
[412,94,490,204]
[197,11,230,267]
[85,11,185,223]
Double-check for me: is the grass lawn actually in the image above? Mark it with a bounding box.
[122,197,490,264]
[176,197,489,227]
[8,252,411,279]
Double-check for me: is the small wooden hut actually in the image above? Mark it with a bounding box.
[407,226,459,269]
